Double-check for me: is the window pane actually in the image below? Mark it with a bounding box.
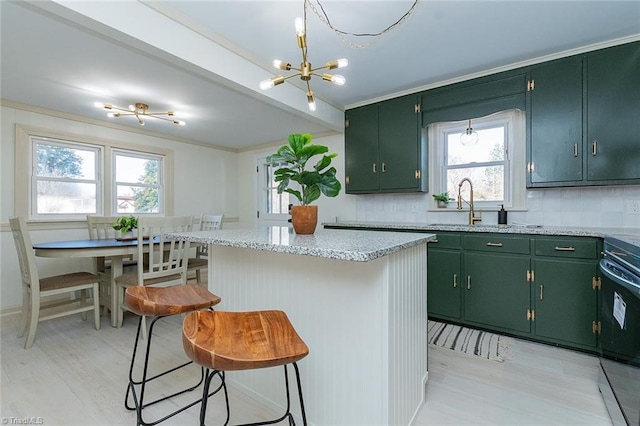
[115,155,159,184]
[116,185,159,214]
[264,163,289,215]
[447,165,504,202]
[447,127,504,166]
[35,143,96,179]
[36,181,96,214]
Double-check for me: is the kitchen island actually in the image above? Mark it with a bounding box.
[169,227,434,425]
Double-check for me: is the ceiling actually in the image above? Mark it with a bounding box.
[2,1,639,151]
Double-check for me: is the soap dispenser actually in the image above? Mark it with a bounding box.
[498,205,508,225]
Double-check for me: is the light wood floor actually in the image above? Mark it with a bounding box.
[1,311,612,425]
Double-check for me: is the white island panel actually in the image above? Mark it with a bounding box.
[208,241,428,425]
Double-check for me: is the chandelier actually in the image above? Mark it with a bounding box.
[259,1,347,112]
[94,102,186,126]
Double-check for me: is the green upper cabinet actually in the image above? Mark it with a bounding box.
[527,41,640,187]
[528,56,583,184]
[586,42,640,182]
[344,94,426,194]
[344,104,379,193]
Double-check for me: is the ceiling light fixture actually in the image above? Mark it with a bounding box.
[460,119,479,146]
[259,1,347,112]
[94,102,185,126]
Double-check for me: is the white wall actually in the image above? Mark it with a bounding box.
[1,105,238,313]
[355,186,640,229]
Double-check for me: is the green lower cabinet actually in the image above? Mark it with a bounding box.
[533,258,598,349]
[463,252,531,334]
[427,249,461,320]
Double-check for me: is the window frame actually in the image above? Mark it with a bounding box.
[255,154,292,226]
[30,136,103,220]
[112,148,165,215]
[15,125,174,222]
[428,109,526,210]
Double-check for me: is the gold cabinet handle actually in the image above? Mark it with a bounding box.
[467,276,471,290]
[540,284,544,300]
[372,163,377,173]
[453,274,457,288]
[573,143,578,157]
[610,250,628,257]
[592,140,598,156]
[486,242,503,247]
[554,246,575,252]
[381,162,387,173]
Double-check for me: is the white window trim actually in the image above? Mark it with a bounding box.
[15,125,174,222]
[428,109,526,210]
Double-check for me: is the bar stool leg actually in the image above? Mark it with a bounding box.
[125,315,207,426]
[198,363,307,426]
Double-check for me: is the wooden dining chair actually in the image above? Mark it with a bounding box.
[114,216,193,329]
[86,215,138,316]
[187,214,223,283]
[9,217,101,349]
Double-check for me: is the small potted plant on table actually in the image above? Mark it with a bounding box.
[433,192,453,208]
[113,216,138,240]
[266,133,341,234]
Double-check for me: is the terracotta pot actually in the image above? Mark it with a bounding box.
[290,205,318,234]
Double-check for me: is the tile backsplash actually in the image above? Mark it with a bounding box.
[355,185,640,229]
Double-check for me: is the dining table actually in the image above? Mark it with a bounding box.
[33,238,143,327]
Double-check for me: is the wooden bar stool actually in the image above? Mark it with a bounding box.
[182,310,309,426]
[125,284,222,426]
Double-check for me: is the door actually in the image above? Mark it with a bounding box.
[529,56,583,184]
[378,95,421,191]
[256,155,292,228]
[534,258,598,348]
[427,249,462,319]
[587,42,640,182]
[344,104,379,193]
[464,252,531,333]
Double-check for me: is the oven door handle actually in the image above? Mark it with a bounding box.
[600,259,640,297]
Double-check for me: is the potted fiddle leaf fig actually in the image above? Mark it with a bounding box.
[266,133,341,234]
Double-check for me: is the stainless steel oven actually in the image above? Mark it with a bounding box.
[599,234,640,426]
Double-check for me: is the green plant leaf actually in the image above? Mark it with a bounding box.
[304,185,321,205]
[284,188,302,203]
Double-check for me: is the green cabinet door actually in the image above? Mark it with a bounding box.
[463,252,531,333]
[586,42,640,182]
[528,56,583,185]
[379,95,422,191]
[427,248,461,320]
[345,104,379,192]
[533,258,598,349]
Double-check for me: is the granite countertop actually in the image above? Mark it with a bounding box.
[323,221,640,238]
[167,227,435,262]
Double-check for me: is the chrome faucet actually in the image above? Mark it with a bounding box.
[457,178,482,225]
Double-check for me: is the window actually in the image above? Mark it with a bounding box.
[16,126,172,220]
[429,110,526,209]
[113,150,163,214]
[31,137,101,217]
[256,155,291,225]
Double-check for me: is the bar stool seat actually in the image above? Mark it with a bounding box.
[182,310,309,426]
[125,284,222,426]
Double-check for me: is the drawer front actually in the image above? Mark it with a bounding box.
[428,232,461,249]
[534,237,599,259]
[463,234,530,254]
